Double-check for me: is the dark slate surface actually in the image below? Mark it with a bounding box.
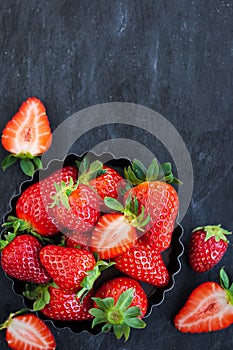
[0,1,233,349]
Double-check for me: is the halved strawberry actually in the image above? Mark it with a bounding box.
[0,309,56,350]
[91,197,150,259]
[1,97,52,176]
[174,268,233,333]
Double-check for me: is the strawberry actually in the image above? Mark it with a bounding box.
[50,181,100,232]
[174,268,233,333]
[0,310,56,350]
[91,196,150,259]
[0,233,50,284]
[4,165,78,236]
[124,159,179,251]
[90,165,125,209]
[89,276,147,340]
[24,284,94,321]
[1,97,52,176]
[39,245,113,296]
[114,235,170,287]
[189,225,232,273]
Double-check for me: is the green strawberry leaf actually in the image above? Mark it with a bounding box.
[131,159,147,180]
[32,156,43,170]
[104,197,124,212]
[1,154,18,171]
[146,159,159,181]
[220,267,230,289]
[20,158,35,176]
[124,317,146,329]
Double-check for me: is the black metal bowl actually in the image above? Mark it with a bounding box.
[1,152,184,335]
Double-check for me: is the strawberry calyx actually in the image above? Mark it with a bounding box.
[49,177,78,210]
[23,282,58,311]
[0,308,29,330]
[219,268,233,305]
[1,152,43,176]
[89,288,146,341]
[76,260,115,301]
[193,225,232,243]
[0,232,16,250]
[2,216,52,244]
[75,158,106,185]
[124,158,181,186]
[104,196,150,231]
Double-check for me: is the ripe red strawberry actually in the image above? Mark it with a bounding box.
[114,235,170,287]
[0,310,56,350]
[89,276,147,340]
[174,268,233,333]
[90,165,124,208]
[189,225,232,273]
[91,197,150,259]
[124,159,179,251]
[4,165,77,236]
[39,245,96,293]
[0,233,50,284]
[39,245,113,298]
[41,286,94,321]
[1,97,52,176]
[50,182,100,232]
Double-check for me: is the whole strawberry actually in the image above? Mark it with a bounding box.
[89,277,147,340]
[1,233,50,284]
[174,268,233,333]
[114,235,170,287]
[189,225,232,273]
[50,182,100,232]
[41,287,94,321]
[39,245,113,296]
[4,165,78,236]
[90,165,125,209]
[124,159,179,251]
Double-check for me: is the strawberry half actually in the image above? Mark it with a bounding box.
[114,235,170,287]
[0,309,56,350]
[174,268,233,333]
[124,159,179,251]
[0,233,51,284]
[89,277,147,340]
[91,196,150,259]
[1,97,52,176]
[189,225,232,273]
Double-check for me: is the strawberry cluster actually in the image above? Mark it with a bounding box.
[0,155,180,341]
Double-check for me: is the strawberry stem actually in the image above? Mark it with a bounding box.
[0,308,29,330]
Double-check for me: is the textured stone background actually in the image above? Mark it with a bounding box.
[0,1,232,349]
